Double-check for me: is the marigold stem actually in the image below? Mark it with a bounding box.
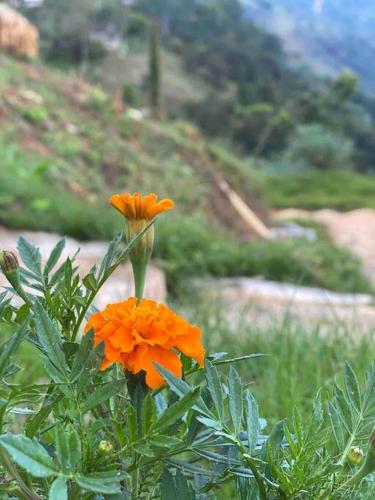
[131,260,147,301]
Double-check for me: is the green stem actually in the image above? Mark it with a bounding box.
[0,449,41,500]
[131,261,148,301]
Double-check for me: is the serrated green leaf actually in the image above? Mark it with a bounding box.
[0,433,58,478]
[83,273,97,291]
[263,420,284,460]
[141,393,157,435]
[71,330,93,379]
[44,239,65,278]
[245,390,259,454]
[228,366,242,436]
[56,425,81,473]
[153,387,200,431]
[0,321,28,378]
[205,359,224,422]
[77,342,104,392]
[312,390,323,430]
[49,477,67,500]
[328,402,345,450]
[344,362,361,412]
[33,300,68,378]
[154,363,213,418]
[149,435,182,448]
[81,379,124,413]
[363,363,375,413]
[26,389,63,439]
[333,384,351,433]
[76,471,126,494]
[17,236,42,277]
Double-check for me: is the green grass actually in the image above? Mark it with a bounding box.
[259,169,375,210]
[156,213,373,294]
[185,300,375,426]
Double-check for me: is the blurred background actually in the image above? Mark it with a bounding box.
[2,0,375,421]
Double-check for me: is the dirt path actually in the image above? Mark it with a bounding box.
[274,208,375,283]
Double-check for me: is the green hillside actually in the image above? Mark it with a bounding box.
[0,53,372,295]
[0,53,264,240]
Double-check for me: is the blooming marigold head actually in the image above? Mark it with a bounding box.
[84,298,205,389]
[109,192,174,221]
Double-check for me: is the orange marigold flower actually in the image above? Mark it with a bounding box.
[84,298,205,389]
[109,192,174,220]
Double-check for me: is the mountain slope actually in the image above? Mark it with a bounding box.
[0,53,265,240]
[245,0,375,91]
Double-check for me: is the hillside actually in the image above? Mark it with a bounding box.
[0,53,265,240]
[245,0,375,92]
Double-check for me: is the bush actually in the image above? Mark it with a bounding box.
[259,169,375,209]
[122,82,140,107]
[155,213,372,294]
[20,105,48,125]
[285,123,354,170]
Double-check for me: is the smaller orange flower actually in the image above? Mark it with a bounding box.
[109,192,174,220]
[84,298,205,389]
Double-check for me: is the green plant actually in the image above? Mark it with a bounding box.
[156,214,372,295]
[260,169,375,210]
[122,82,140,107]
[1,234,375,497]
[285,123,354,170]
[20,105,48,125]
[148,20,162,118]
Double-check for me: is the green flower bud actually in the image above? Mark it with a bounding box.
[0,250,29,305]
[0,251,19,274]
[347,446,364,466]
[98,440,114,455]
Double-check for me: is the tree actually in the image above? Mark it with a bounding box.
[148,21,162,119]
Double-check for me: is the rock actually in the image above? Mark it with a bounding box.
[0,3,39,59]
[0,227,167,308]
[269,222,317,241]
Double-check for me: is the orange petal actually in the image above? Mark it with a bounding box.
[127,345,182,389]
[173,326,205,366]
[147,199,174,219]
[109,194,126,216]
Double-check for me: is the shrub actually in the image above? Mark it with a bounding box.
[259,169,375,209]
[285,123,354,170]
[156,214,372,295]
[20,105,48,124]
[122,82,140,107]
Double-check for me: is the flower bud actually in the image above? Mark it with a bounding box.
[0,251,19,274]
[0,250,29,305]
[98,440,114,455]
[347,446,364,466]
[126,219,154,265]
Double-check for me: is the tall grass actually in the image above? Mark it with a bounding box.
[180,298,375,426]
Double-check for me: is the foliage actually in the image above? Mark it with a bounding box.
[156,214,372,295]
[148,21,162,118]
[284,123,354,170]
[195,301,375,424]
[122,82,140,107]
[0,235,375,497]
[260,169,375,210]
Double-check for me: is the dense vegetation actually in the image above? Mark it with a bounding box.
[0,49,371,295]
[19,0,375,174]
